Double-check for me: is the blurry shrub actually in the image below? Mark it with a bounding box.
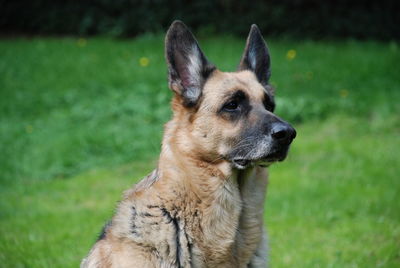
[0,0,398,40]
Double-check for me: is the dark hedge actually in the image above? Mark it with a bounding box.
[0,0,398,40]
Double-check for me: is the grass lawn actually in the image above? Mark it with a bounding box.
[0,35,399,267]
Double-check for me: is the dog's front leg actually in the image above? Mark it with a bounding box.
[236,167,268,267]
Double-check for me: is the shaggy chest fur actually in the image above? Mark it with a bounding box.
[111,171,244,267]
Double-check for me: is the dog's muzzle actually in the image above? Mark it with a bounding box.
[231,123,296,169]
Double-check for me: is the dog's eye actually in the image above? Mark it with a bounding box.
[223,100,239,111]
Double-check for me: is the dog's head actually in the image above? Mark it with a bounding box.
[165,21,296,169]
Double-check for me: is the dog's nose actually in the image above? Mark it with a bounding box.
[271,123,296,144]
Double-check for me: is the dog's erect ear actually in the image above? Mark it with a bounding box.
[238,25,271,87]
[165,21,216,107]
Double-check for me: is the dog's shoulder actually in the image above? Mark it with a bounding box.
[101,169,196,266]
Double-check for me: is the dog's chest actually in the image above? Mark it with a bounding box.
[187,177,242,266]
[123,176,243,267]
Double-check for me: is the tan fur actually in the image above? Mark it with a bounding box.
[80,20,284,267]
[81,70,270,268]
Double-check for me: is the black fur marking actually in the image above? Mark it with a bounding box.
[131,206,139,236]
[173,217,182,268]
[160,207,182,267]
[147,205,159,209]
[97,220,112,241]
[160,207,175,224]
[218,90,251,121]
[238,25,271,88]
[263,92,275,112]
[140,212,157,217]
[188,241,193,267]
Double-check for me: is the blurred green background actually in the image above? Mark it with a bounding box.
[1,1,399,267]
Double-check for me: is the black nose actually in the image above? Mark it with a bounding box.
[271,123,296,144]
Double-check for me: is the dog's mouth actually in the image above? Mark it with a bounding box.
[232,159,251,169]
[232,149,289,169]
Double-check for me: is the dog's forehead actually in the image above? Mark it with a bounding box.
[203,70,266,101]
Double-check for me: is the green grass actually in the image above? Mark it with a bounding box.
[0,36,399,267]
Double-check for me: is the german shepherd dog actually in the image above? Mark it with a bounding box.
[81,21,296,268]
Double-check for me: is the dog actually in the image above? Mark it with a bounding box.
[81,20,296,268]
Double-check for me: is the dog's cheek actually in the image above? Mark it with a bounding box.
[190,124,222,157]
[214,132,239,158]
[217,143,232,158]
[201,129,231,158]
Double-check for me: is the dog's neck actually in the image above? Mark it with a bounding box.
[157,115,253,210]
[154,115,267,262]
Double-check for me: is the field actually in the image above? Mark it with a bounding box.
[0,35,399,267]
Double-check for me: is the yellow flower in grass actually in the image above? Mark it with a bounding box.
[139,57,149,67]
[77,38,87,47]
[25,125,33,133]
[286,49,296,61]
[339,89,349,98]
